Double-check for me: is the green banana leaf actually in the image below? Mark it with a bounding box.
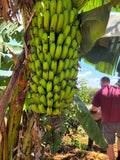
[74,94,108,150]
[83,36,120,75]
[79,3,111,55]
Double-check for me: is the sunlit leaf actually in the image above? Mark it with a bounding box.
[74,94,108,150]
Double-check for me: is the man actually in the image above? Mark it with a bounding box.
[91,77,120,160]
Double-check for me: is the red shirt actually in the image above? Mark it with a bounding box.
[92,85,120,124]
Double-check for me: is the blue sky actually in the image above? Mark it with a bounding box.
[77,59,119,89]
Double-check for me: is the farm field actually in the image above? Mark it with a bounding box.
[41,129,118,160]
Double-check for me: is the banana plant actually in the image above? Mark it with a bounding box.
[0,0,120,159]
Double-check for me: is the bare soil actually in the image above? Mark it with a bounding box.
[41,131,118,160]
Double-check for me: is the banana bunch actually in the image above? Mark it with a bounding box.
[28,0,82,116]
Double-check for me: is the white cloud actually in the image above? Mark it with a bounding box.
[77,71,92,78]
[88,78,100,88]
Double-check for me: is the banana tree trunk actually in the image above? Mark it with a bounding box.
[7,64,29,160]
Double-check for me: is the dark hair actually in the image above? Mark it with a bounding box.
[101,77,110,83]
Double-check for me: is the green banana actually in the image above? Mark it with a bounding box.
[54,45,62,60]
[49,70,54,81]
[57,59,64,74]
[51,60,57,74]
[71,39,78,49]
[53,75,60,86]
[47,98,53,107]
[30,29,34,39]
[37,52,44,63]
[69,10,75,26]
[46,81,52,92]
[49,31,55,44]
[43,43,48,54]
[33,26,39,36]
[64,58,70,70]
[47,107,52,115]
[43,61,49,71]
[59,70,65,82]
[70,26,77,40]
[53,92,60,102]
[61,80,67,89]
[39,27,44,39]
[37,45,42,54]
[66,0,72,11]
[69,68,76,79]
[44,52,52,65]
[31,53,37,61]
[60,45,68,59]
[63,25,71,40]
[44,10,50,33]
[67,47,74,59]
[56,13,64,34]
[50,0,56,17]
[32,17,37,27]
[31,75,39,84]
[30,103,40,113]
[65,86,71,98]
[37,13,43,28]
[50,43,56,59]
[54,84,61,93]
[54,100,62,108]
[46,91,53,99]
[28,62,36,72]
[42,70,49,81]
[42,32,48,44]
[56,0,63,14]
[35,59,41,70]
[29,82,38,92]
[62,0,67,10]
[34,1,43,15]
[52,108,61,115]
[69,59,74,69]
[32,93,40,104]
[31,46,36,53]
[38,85,46,95]
[57,33,64,45]
[72,50,79,59]
[40,94,47,106]
[60,89,65,100]
[38,103,47,113]
[39,78,47,88]
[30,38,35,47]
[64,69,70,79]
[69,88,77,98]
[62,10,69,31]
[64,35,72,48]
[50,13,58,32]
[76,30,82,45]
[36,68,42,77]
[43,0,50,11]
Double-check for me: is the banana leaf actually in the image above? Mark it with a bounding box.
[74,94,108,150]
[79,3,111,56]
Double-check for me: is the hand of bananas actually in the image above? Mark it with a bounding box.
[28,0,82,116]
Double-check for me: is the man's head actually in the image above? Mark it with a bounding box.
[101,77,110,87]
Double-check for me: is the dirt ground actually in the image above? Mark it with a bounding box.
[41,132,118,160]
